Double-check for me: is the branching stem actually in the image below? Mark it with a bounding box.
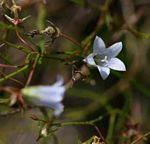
[60,33,81,48]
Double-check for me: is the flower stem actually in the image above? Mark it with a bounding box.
[0,63,17,68]
[2,40,30,53]
[61,115,104,126]
[25,53,40,86]
[15,29,35,51]
[0,71,24,86]
[0,65,28,83]
[131,132,150,144]
[60,32,81,48]
[61,116,105,142]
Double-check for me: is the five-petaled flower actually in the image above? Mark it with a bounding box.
[21,76,66,117]
[83,36,126,80]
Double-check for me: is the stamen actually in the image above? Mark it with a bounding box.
[101,56,108,62]
[94,55,108,66]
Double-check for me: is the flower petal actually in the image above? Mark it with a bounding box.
[106,42,122,59]
[52,103,64,117]
[107,58,126,71]
[21,85,65,103]
[53,75,64,87]
[97,66,110,80]
[83,53,97,67]
[34,86,65,102]
[21,77,66,117]
[32,100,64,117]
[93,36,106,54]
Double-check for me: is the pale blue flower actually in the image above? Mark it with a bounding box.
[83,36,126,80]
[21,76,65,116]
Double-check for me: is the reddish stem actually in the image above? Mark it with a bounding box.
[25,54,40,86]
[0,63,17,68]
[60,33,81,48]
[0,71,24,86]
[15,29,34,51]
[0,86,26,109]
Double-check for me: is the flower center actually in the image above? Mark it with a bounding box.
[94,54,108,66]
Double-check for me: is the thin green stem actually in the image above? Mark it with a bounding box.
[61,115,104,126]
[106,113,116,144]
[36,3,46,53]
[2,40,30,53]
[0,65,28,83]
[60,115,106,142]
[0,71,24,86]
